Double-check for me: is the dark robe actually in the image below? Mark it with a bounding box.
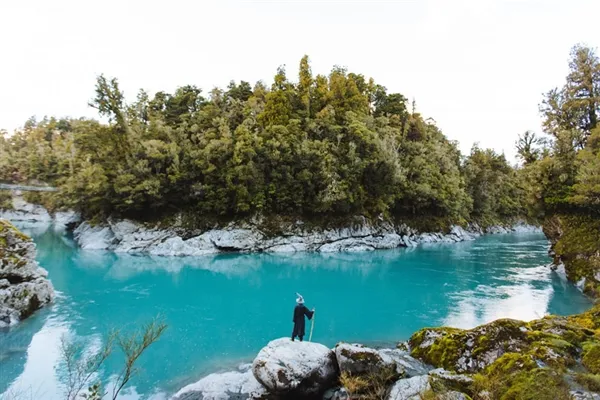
[292,304,314,339]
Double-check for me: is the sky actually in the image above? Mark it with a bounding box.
[0,0,599,161]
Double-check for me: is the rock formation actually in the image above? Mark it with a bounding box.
[0,219,54,327]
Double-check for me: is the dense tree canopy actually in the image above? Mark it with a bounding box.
[521,44,600,218]
[0,56,529,227]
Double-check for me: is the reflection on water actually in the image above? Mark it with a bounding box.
[0,226,592,399]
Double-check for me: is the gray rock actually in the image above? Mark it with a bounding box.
[66,214,541,257]
[252,338,339,396]
[335,343,398,375]
[437,391,471,400]
[0,195,52,223]
[378,349,430,377]
[208,229,263,251]
[429,369,473,393]
[0,219,55,327]
[53,210,81,232]
[387,375,431,400]
[571,391,600,400]
[73,222,115,250]
[171,368,267,400]
[323,387,350,400]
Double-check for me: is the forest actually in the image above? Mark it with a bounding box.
[0,46,598,229]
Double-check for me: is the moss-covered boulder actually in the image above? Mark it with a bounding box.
[407,304,600,399]
[0,219,54,326]
[409,319,533,373]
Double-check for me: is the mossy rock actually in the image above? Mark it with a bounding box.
[409,319,530,373]
[410,304,600,375]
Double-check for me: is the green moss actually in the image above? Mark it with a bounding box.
[474,355,569,400]
[21,191,61,213]
[0,219,31,242]
[574,373,600,392]
[410,320,530,373]
[484,353,537,377]
[409,327,464,370]
[583,343,600,374]
[502,369,570,400]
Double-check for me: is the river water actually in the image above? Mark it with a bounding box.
[0,225,591,399]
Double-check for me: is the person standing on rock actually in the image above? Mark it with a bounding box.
[292,293,314,342]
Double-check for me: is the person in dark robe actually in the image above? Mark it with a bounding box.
[292,293,314,342]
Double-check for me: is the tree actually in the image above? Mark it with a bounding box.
[516,131,546,165]
[540,45,600,145]
[298,55,313,120]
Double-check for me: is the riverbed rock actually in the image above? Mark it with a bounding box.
[171,364,267,400]
[252,338,339,396]
[387,375,431,400]
[0,219,54,327]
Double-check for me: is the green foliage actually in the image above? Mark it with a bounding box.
[59,316,167,400]
[463,146,524,226]
[1,57,528,225]
[524,45,600,218]
[0,190,12,209]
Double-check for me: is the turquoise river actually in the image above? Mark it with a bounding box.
[0,225,592,399]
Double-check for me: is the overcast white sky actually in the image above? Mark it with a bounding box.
[1,0,598,161]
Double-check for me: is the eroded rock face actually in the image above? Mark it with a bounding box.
[252,338,339,397]
[69,215,539,257]
[171,364,267,400]
[0,195,52,223]
[0,219,54,327]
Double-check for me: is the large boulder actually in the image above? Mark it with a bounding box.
[409,320,532,373]
[172,364,267,400]
[252,338,339,397]
[0,219,54,327]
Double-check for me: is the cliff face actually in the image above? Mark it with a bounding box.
[0,219,55,327]
[544,214,600,298]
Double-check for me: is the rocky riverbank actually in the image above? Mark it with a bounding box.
[173,303,600,400]
[0,219,55,327]
[0,193,542,256]
[70,218,541,256]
